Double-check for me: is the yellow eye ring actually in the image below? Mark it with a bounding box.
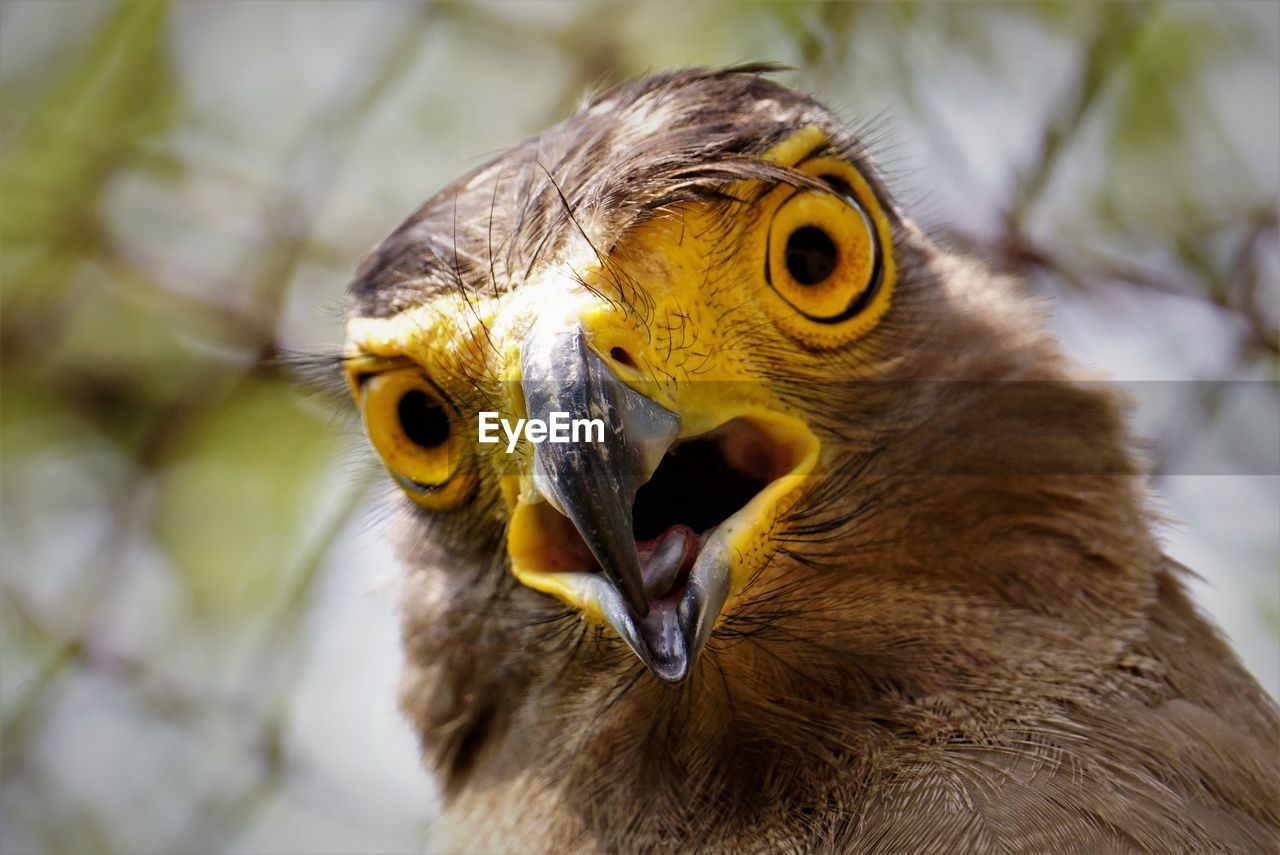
[761,157,896,348]
[358,370,474,509]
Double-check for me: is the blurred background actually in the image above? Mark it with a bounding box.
[1,1,1276,852]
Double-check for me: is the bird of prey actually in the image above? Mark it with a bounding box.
[340,66,1279,852]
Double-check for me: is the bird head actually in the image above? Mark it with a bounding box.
[342,67,1151,747]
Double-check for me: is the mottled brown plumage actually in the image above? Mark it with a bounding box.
[346,66,1279,852]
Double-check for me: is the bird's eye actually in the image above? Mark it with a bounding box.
[358,369,473,509]
[398,390,450,450]
[784,226,839,286]
[763,161,896,347]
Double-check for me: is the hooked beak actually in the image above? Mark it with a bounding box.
[510,318,818,683]
[522,321,677,618]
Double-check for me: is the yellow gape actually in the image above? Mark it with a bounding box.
[356,367,474,509]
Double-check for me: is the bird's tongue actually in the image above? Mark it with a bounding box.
[635,524,698,601]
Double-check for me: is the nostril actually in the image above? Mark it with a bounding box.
[609,346,638,369]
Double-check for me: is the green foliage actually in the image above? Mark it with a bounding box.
[1,0,177,304]
[152,380,345,618]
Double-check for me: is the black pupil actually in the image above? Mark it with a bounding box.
[398,390,450,449]
[784,226,838,286]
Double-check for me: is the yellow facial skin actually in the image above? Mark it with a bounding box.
[344,126,897,634]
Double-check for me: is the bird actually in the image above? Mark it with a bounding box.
[338,65,1279,852]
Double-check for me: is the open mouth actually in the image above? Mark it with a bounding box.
[508,415,815,681]
[505,318,820,681]
[631,420,801,597]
